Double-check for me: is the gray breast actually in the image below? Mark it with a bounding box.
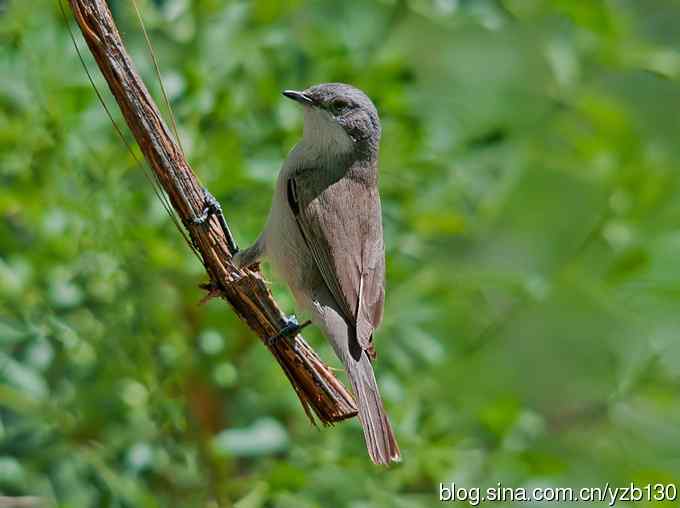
[264,168,321,294]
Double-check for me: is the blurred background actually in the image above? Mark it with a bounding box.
[2,0,680,506]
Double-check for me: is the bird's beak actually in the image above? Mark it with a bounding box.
[283,90,315,106]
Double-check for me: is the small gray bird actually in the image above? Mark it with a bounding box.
[233,83,400,465]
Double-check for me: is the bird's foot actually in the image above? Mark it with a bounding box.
[192,187,239,254]
[266,315,311,346]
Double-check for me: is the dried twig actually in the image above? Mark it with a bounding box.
[66,0,357,424]
[0,497,44,508]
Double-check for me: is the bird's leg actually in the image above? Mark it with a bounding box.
[232,235,265,269]
[193,188,239,254]
[266,315,312,346]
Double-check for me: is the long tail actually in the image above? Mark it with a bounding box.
[345,352,401,465]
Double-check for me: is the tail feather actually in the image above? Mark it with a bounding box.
[345,353,400,465]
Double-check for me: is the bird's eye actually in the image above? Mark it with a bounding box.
[329,100,349,115]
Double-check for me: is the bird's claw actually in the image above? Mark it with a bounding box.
[266,315,311,346]
[192,188,222,225]
[192,187,239,254]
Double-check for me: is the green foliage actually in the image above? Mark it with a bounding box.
[2,0,680,506]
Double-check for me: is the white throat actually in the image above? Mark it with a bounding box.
[300,107,354,160]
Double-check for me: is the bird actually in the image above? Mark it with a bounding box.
[233,83,400,465]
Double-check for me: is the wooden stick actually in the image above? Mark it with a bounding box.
[66,0,357,424]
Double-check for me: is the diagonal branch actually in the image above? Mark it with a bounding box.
[66,0,357,425]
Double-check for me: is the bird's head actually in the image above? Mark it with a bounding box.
[283,83,381,157]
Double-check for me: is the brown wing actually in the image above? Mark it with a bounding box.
[287,163,385,355]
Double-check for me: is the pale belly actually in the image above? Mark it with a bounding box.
[262,183,350,364]
[263,189,324,312]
